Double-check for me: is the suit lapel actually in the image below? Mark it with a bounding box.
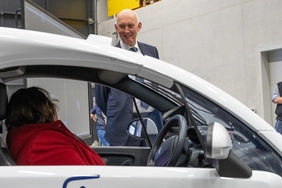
[116,41,121,48]
[137,42,146,55]
[116,41,151,57]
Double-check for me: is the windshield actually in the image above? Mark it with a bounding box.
[182,84,282,176]
[140,78,282,176]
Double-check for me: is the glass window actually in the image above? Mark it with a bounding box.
[136,78,282,175]
[179,84,282,176]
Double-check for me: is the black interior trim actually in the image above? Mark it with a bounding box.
[94,146,151,166]
[1,65,177,112]
[216,152,252,178]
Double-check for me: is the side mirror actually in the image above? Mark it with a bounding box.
[205,122,232,159]
[205,122,252,178]
[127,118,158,139]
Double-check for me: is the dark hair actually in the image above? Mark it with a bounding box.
[5,87,58,128]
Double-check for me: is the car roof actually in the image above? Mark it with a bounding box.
[0,27,274,133]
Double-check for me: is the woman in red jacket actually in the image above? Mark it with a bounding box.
[5,87,105,166]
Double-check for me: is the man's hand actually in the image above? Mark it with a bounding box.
[274,96,282,104]
[90,114,98,122]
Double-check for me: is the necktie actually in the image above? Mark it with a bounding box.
[129,47,138,52]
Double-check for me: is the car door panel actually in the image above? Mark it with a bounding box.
[93,146,150,166]
[0,166,281,188]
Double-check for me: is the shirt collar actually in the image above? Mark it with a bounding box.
[120,40,139,51]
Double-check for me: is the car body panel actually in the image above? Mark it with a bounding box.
[0,166,281,188]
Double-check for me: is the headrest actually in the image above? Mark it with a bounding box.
[0,83,7,120]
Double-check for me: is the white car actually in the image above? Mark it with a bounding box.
[0,27,282,188]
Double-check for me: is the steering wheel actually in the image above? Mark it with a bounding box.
[147,114,187,167]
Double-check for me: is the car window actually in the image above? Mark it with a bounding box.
[179,84,282,176]
[4,78,93,145]
[137,78,282,175]
[27,78,91,137]
[6,77,164,148]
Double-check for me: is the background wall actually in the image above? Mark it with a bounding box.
[97,0,282,126]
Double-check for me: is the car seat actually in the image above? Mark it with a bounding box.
[0,83,16,165]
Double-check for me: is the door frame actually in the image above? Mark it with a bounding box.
[259,45,282,126]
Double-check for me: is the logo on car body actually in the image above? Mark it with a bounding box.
[62,175,100,188]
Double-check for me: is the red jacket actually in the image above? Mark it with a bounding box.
[6,120,105,165]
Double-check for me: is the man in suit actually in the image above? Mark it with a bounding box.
[95,9,161,146]
[272,81,282,134]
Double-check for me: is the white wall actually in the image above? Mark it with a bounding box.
[96,0,112,25]
[27,78,90,137]
[97,0,282,119]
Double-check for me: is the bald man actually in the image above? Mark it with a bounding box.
[95,9,161,146]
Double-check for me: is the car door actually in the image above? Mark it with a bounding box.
[0,166,281,188]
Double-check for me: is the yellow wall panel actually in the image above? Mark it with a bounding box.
[108,0,140,17]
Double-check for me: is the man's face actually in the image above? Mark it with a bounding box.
[115,12,142,47]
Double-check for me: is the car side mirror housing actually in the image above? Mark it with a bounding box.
[205,122,252,178]
[205,122,232,159]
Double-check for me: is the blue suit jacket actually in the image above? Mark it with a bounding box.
[95,41,159,146]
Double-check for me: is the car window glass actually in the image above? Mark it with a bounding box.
[128,75,165,134]
[134,78,282,175]
[179,84,282,176]
[8,77,164,148]
[5,78,93,145]
[27,78,91,137]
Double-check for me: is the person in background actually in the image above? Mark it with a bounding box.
[90,104,109,146]
[272,81,282,134]
[5,87,105,165]
[95,9,162,146]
